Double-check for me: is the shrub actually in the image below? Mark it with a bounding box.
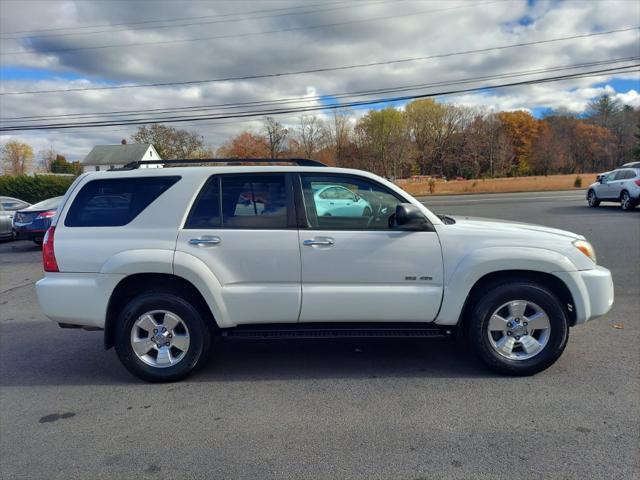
[428,178,436,194]
[0,174,75,204]
[574,175,582,188]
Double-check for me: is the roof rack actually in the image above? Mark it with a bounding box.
[120,158,326,170]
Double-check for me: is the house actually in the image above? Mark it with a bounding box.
[82,144,162,172]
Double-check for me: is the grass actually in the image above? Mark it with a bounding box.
[396,173,597,196]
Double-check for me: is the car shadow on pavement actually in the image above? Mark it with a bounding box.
[0,321,497,386]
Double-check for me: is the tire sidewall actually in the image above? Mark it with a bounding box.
[115,293,209,382]
[621,191,632,211]
[587,190,599,207]
[468,282,569,375]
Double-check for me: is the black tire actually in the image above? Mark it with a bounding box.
[620,190,635,211]
[465,281,569,376]
[114,292,211,382]
[362,206,372,217]
[587,189,600,207]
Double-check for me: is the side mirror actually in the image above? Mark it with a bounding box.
[391,203,430,230]
[599,177,605,184]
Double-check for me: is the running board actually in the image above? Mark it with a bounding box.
[220,323,454,340]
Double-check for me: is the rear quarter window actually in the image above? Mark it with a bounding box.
[64,176,180,227]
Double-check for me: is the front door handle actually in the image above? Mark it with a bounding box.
[189,236,221,246]
[303,238,335,247]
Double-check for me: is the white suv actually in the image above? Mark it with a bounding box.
[36,159,614,382]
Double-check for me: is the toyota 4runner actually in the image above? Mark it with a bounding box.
[36,159,614,382]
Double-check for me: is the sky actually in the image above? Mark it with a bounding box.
[0,0,639,162]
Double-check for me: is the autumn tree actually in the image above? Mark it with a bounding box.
[586,94,622,129]
[263,117,288,159]
[50,154,82,174]
[571,123,615,172]
[131,124,207,159]
[355,107,406,178]
[39,146,57,172]
[216,131,269,158]
[297,115,326,159]
[633,121,640,161]
[498,110,541,175]
[456,113,511,178]
[404,99,468,175]
[327,109,352,167]
[1,140,34,175]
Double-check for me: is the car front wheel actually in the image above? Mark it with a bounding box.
[114,292,211,382]
[587,190,600,207]
[466,281,569,376]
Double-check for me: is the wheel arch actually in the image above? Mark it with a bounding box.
[457,270,577,333]
[104,273,218,350]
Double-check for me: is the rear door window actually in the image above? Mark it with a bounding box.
[65,176,180,227]
[221,174,289,228]
[186,174,291,229]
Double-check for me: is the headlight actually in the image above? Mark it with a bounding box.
[573,239,597,263]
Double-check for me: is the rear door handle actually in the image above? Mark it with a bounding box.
[189,236,221,246]
[303,238,335,246]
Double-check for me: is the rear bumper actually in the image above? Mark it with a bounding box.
[554,266,614,324]
[35,272,125,328]
[13,227,46,242]
[13,217,52,240]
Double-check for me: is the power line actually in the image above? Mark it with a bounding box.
[3,58,636,123]
[0,0,395,40]
[2,26,636,96]
[0,1,500,56]
[2,65,636,132]
[0,0,346,36]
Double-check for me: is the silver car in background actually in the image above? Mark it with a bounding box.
[587,162,640,211]
[0,196,31,240]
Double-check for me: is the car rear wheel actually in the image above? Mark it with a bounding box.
[466,281,569,376]
[114,292,211,382]
[620,191,634,211]
[587,190,600,207]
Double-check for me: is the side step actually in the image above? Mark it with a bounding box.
[220,323,454,340]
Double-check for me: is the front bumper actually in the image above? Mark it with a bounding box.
[554,266,614,324]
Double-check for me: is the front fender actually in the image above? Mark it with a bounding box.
[435,246,579,325]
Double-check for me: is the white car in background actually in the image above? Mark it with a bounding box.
[313,184,372,217]
[587,163,640,211]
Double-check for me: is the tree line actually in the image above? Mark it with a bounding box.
[217,94,639,178]
[2,94,638,178]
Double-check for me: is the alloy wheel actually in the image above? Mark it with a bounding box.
[130,310,191,368]
[622,192,631,210]
[487,300,551,360]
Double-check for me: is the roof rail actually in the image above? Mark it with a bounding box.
[120,158,326,169]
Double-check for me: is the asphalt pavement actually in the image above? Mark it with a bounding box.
[1,190,638,480]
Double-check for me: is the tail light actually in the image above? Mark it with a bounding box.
[36,210,56,219]
[635,179,640,187]
[42,226,59,272]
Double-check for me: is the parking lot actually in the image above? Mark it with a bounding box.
[1,190,638,480]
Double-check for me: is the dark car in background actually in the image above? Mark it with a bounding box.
[13,196,63,245]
